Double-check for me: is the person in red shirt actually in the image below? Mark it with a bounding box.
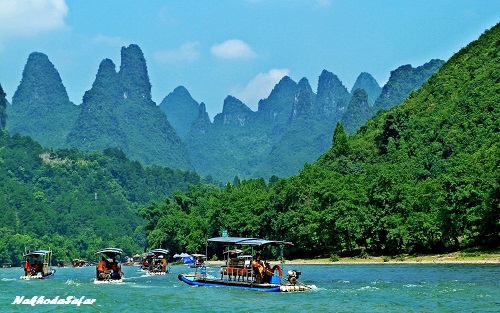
[97,257,108,280]
[24,260,31,276]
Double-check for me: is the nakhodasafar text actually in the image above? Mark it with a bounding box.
[12,295,96,306]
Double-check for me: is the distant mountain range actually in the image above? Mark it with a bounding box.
[4,45,443,182]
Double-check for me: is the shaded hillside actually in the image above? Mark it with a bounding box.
[0,130,202,264]
[341,88,370,134]
[372,59,444,113]
[67,45,191,170]
[351,72,381,106]
[187,96,272,180]
[140,23,499,257]
[184,62,441,181]
[6,52,78,148]
[159,86,200,139]
[66,59,125,151]
[0,84,6,129]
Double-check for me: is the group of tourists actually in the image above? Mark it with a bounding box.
[142,255,168,273]
[23,259,44,277]
[97,256,123,280]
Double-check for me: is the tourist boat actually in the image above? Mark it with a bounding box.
[178,237,316,292]
[173,252,209,268]
[94,248,124,284]
[132,253,142,266]
[145,248,170,275]
[20,250,56,279]
[72,259,88,267]
[189,253,207,268]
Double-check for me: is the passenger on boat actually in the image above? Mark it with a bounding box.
[195,257,204,267]
[252,254,270,283]
[162,257,167,272]
[29,260,36,276]
[32,260,40,275]
[97,257,108,280]
[110,258,121,279]
[24,260,31,276]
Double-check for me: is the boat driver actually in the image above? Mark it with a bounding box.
[252,254,270,283]
[97,257,108,279]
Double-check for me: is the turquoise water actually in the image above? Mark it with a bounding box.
[1,263,499,312]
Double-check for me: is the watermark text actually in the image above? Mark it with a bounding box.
[12,295,96,306]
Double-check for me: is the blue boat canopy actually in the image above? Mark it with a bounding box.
[207,237,293,247]
[95,248,123,257]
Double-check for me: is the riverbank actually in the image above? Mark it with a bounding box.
[285,251,500,264]
[202,251,500,266]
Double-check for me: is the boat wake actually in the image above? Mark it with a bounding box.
[64,279,81,286]
[1,278,17,281]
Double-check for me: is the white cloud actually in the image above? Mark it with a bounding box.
[232,68,290,111]
[0,0,68,40]
[154,42,200,63]
[91,34,129,47]
[211,39,256,59]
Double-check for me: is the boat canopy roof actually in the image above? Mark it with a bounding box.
[150,248,169,256]
[23,250,52,257]
[95,248,123,257]
[208,237,293,247]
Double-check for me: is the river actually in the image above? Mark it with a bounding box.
[1,263,498,312]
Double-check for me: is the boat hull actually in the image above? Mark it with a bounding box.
[93,278,123,284]
[178,274,282,292]
[146,271,167,276]
[20,269,56,280]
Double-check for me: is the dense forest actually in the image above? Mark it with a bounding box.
[0,23,498,264]
[0,130,202,265]
[140,23,499,259]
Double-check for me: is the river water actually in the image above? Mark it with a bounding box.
[1,263,498,312]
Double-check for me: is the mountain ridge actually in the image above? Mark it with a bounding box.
[4,46,443,182]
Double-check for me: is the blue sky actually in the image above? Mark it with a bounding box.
[0,0,498,119]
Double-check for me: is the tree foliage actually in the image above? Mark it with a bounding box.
[140,23,500,258]
[0,131,202,263]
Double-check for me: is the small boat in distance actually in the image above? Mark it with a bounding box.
[178,237,316,292]
[189,253,207,268]
[94,248,124,284]
[72,259,88,267]
[173,252,208,268]
[20,250,56,279]
[145,249,170,275]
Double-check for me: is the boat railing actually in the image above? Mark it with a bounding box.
[220,258,254,282]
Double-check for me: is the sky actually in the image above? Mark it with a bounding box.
[0,0,499,119]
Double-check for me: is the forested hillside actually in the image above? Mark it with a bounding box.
[0,131,201,265]
[140,23,499,258]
